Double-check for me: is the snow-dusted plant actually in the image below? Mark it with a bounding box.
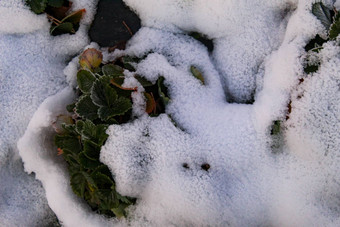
[26,0,85,35]
[52,47,197,217]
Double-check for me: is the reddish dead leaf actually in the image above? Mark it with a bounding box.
[144,92,156,114]
[57,148,64,156]
[46,1,73,20]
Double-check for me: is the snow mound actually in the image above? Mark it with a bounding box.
[0,0,98,224]
[18,87,115,227]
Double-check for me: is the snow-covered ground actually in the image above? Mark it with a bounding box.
[2,0,340,226]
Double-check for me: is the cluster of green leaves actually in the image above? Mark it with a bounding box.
[26,0,65,14]
[55,119,134,217]
[26,0,85,36]
[54,48,172,218]
[305,2,340,73]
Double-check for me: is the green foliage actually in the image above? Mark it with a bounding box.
[270,120,281,136]
[77,70,96,94]
[312,2,332,29]
[26,0,48,14]
[26,0,85,36]
[47,0,64,8]
[50,9,86,36]
[54,48,171,218]
[75,95,99,121]
[304,2,340,74]
[102,64,124,77]
[50,22,74,36]
[329,13,340,40]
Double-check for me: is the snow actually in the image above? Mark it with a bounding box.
[1,0,340,226]
[0,0,98,225]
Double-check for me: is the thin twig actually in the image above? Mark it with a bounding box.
[122,21,133,36]
[47,14,62,25]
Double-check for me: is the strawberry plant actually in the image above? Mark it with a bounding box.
[271,2,340,152]
[26,0,86,35]
[53,48,170,218]
[304,2,340,73]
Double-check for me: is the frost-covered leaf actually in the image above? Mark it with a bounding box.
[63,152,81,173]
[92,165,112,177]
[312,2,332,29]
[79,152,101,170]
[75,95,99,120]
[77,70,96,93]
[77,120,108,145]
[47,0,64,7]
[95,124,109,146]
[79,48,103,71]
[50,22,74,36]
[55,135,81,154]
[66,103,76,112]
[92,172,114,189]
[98,189,119,211]
[91,79,118,107]
[121,56,141,71]
[26,0,47,14]
[135,75,154,87]
[304,64,319,73]
[102,64,124,77]
[83,140,100,160]
[329,16,340,40]
[190,66,205,84]
[71,171,96,198]
[98,97,132,121]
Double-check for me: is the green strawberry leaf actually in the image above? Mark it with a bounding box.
[47,0,64,7]
[79,152,101,170]
[135,75,154,87]
[329,17,340,40]
[102,64,124,77]
[83,140,101,160]
[50,22,74,36]
[55,135,81,154]
[91,78,118,107]
[77,70,96,93]
[98,97,132,121]
[71,171,96,198]
[75,95,99,120]
[26,0,48,14]
[312,2,332,30]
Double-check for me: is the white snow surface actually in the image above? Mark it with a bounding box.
[0,0,98,225]
[0,0,338,226]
